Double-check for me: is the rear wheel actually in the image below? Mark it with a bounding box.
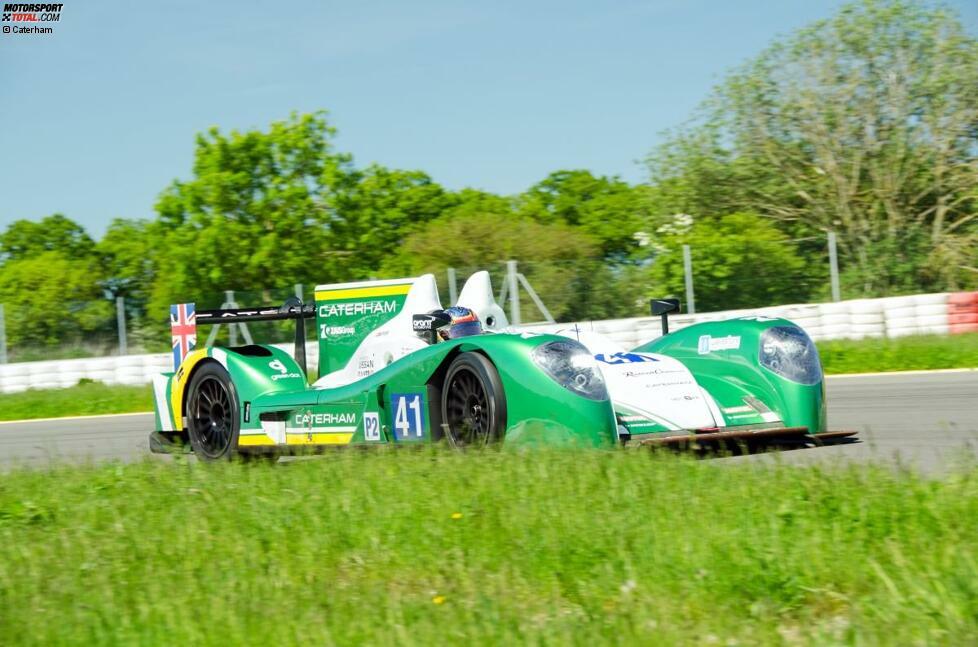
[186,362,240,461]
[441,353,506,447]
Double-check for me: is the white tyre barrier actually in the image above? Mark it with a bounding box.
[884,306,917,320]
[819,302,850,316]
[820,313,851,327]
[57,372,87,388]
[913,293,949,306]
[819,323,852,338]
[851,313,884,325]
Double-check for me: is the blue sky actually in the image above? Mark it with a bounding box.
[1,0,975,237]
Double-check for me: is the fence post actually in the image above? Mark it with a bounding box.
[116,296,127,355]
[0,303,6,364]
[447,268,458,305]
[828,231,841,302]
[294,283,304,302]
[682,244,696,315]
[506,260,521,326]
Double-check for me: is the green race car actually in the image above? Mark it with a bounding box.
[150,272,855,460]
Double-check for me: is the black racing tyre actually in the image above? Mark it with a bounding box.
[441,352,507,447]
[186,362,240,461]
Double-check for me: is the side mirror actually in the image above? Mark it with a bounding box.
[412,312,452,344]
[650,298,680,335]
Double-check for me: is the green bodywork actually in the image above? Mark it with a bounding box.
[156,333,619,449]
[635,317,826,435]
[153,279,828,452]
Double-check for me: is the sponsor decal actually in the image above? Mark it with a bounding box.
[640,379,694,388]
[356,356,375,377]
[412,317,432,331]
[318,300,397,318]
[623,367,685,378]
[319,324,356,338]
[697,335,742,354]
[595,352,659,365]
[268,359,302,381]
[294,411,357,426]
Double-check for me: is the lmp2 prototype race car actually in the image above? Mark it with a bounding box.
[150,271,855,460]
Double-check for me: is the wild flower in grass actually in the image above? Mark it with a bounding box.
[451,512,463,520]
[432,595,446,605]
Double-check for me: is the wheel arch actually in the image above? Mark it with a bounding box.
[429,347,507,443]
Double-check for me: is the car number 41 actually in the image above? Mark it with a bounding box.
[391,393,425,441]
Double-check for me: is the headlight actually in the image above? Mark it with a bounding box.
[759,326,822,385]
[531,340,609,401]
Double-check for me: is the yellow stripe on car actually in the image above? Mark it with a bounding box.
[286,432,354,445]
[238,434,276,446]
[314,284,412,301]
[170,349,210,428]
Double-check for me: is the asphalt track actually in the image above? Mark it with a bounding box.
[1,370,976,473]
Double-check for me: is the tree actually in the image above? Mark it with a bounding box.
[151,111,351,314]
[648,213,814,311]
[382,211,642,321]
[647,0,978,295]
[0,252,112,351]
[330,165,453,278]
[519,170,653,260]
[0,214,95,262]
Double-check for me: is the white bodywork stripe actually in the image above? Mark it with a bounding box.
[286,426,357,434]
[700,387,726,428]
[211,348,228,369]
[260,420,286,444]
[153,374,173,431]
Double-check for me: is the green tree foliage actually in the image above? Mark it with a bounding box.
[382,211,641,321]
[0,214,95,261]
[519,170,652,260]
[0,252,111,349]
[152,111,349,311]
[649,213,813,311]
[648,0,978,295]
[330,165,453,278]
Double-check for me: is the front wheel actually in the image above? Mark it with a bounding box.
[441,353,506,447]
[186,362,240,461]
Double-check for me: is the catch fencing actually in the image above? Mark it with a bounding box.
[0,290,974,395]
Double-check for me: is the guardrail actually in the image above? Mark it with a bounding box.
[0,291,974,394]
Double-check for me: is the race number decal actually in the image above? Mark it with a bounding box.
[363,411,381,441]
[390,392,425,441]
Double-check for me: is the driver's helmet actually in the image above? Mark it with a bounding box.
[439,306,483,341]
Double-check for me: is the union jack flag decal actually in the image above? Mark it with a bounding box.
[170,303,197,371]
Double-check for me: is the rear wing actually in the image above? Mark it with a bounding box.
[171,297,315,374]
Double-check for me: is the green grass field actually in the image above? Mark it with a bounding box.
[817,332,978,374]
[0,381,152,421]
[0,332,975,422]
[0,449,975,644]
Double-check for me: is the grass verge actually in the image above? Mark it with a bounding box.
[818,331,978,374]
[0,381,152,421]
[0,449,975,644]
